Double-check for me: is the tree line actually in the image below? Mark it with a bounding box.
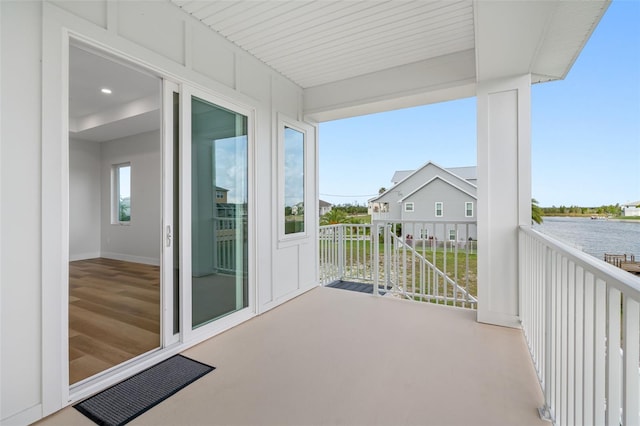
[540,204,621,216]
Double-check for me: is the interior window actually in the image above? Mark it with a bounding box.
[113,163,131,223]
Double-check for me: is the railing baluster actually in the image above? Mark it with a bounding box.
[582,272,595,425]
[607,287,622,426]
[623,296,640,426]
[593,278,606,425]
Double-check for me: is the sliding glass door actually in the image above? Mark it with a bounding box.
[188,94,249,329]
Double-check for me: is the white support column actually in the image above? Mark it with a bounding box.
[477,74,531,328]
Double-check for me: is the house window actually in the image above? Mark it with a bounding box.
[283,125,305,235]
[435,202,443,217]
[112,163,131,224]
[420,229,428,239]
[449,229,457,241]
[465,202,473,217]
[404,202,414,212]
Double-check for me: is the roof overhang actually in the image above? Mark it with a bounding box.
[171,0,610,122]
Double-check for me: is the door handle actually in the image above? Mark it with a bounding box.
[166,225,172,247]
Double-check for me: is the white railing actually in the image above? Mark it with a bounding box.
[319,221,477,308]
[213,217,245,274]
[520,226,640,426]
[373,221,477,308]
[319,224,374,285]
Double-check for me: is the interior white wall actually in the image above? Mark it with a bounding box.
[100,130,161,266]
[69,138,101,260]
[476,74,531,329]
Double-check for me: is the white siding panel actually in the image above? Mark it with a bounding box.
[50,0,107,28]
[299,242,317,289]
[118,1,185,65]
[272,76,301,120]
[0,1,43,421]
[192,25,235,88]
[236,54,271,102]
[274,246,299,299]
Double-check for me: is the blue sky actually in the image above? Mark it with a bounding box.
[319,0,639,208]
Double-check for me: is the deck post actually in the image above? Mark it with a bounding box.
[476,74,531,328]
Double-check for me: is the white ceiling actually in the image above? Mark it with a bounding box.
[172,0,608,91]
[173,0,475,88]
[69,45,161,142]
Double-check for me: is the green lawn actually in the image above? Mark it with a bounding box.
[321,238,478,303]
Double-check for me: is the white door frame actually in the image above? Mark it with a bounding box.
[42,18,258,412]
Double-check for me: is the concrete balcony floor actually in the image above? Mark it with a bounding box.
[40,287,545,426]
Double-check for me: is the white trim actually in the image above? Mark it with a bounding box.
[111,162,131,224]
[277,113,313,245]
[180,83,257,343]
[162,79,180,347]
[465,201,474,218]
[260,284,319,314]
[100,252,160,266]
[1,404,43,426]
[69,252,101,262]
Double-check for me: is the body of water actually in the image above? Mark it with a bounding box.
[533,216,640,261]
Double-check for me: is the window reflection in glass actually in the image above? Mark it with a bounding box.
[284,127,304,235]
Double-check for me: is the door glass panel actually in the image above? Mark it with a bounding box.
[191,96,248,328]
[68,44,161,384]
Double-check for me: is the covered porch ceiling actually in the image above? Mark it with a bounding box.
[172,0,609,121]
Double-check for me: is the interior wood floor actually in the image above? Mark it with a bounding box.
[69,258,160,384]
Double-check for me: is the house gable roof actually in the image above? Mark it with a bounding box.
[370,161,475,203]
[400,176,477,202]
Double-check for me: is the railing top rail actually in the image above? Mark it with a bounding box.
[372,219,477,225]
[520,225,640,299]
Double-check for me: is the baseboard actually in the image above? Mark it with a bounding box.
[69,252,101,261]
[477,310,521,329]
[258,285,319,315]
[100,252,160,266]
[1,403,42,426]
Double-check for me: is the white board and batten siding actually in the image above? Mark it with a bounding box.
[1,1,317,423]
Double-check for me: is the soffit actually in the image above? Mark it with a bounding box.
[474,0,610,84]
[172,0,475,88]
[170,1,608,121]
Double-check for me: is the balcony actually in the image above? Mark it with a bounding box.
[38,285,545,426]
[38,224,639,426]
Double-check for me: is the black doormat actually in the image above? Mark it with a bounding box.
[74,355,215,426]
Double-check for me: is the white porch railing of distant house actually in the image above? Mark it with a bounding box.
[519,226,640,426]
[319,220,478,309]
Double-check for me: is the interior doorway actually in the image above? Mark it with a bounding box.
[68,44,163,384]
